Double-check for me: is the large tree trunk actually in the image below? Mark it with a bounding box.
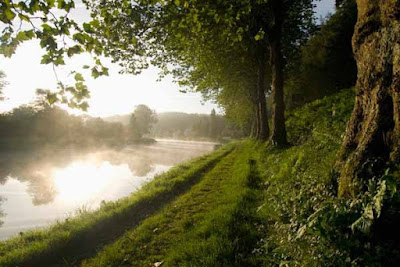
[336,0,400,197]
[255,57,270,141]
[270,0,288,146]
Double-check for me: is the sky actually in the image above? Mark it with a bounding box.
[0,0,335,117]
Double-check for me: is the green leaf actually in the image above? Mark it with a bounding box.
[53,56,65,66]
[74,73,85,81]
[25,30,36,39]
[4,9,16,21]
[47,93,58,105]
[67,45,82,57]
[40,54,53,64]
[101,67,109,76]
[73,33,86,44]
[83,23,95,34]
[16,31,34,42]
[47,0,56,7]
[79,101,89,111]
[91,67,100,79]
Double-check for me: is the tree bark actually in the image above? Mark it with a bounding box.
[270,0,288,146]
[336,0,400,197]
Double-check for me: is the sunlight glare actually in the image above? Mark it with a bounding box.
[53,161,116,204]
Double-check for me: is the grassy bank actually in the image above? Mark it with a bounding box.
[0,144,233,266]
[79,88,356,267]
[2,88,398,266]
[82,141,261,266]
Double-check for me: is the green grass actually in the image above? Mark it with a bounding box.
[78,89,356,266]
[253,89,355,265]
[82,142,264,266]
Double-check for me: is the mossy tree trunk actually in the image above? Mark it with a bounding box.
[337,0,400,197]
[270,0,288,146]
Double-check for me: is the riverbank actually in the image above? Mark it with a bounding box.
[0,144,233,266]
[2,88,398,266]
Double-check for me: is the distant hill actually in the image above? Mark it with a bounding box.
[103,114,130,125]
[103,112,211,127]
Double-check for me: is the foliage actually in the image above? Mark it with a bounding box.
[285,0,357,108]
[247,88,400,266]
[0,95,126,150]
[80,0,315,138]
[0,0,108,110]
[0,0,316,139]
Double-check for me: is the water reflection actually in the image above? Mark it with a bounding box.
[0,139,217,239]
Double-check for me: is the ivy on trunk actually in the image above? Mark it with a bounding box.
[336,0,400,197]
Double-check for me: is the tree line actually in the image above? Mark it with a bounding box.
[107,108,245,140]
[0,98,126,150]
[0,88,238,150]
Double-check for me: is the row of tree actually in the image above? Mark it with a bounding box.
[1,0,399,198]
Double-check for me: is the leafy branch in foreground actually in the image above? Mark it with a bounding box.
[0,0,109,110]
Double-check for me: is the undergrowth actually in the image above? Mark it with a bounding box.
[253,88,400,266]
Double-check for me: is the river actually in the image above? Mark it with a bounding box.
[0,139,217,240]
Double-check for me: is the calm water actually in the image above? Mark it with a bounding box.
[0,139,217,240]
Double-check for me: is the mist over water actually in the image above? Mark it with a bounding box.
[0,139,217,240]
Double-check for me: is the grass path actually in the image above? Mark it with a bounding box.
[83,142,265,267]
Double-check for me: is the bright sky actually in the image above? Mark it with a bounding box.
[0,0,335,117]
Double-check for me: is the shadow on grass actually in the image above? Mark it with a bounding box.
[224,158,267,266]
